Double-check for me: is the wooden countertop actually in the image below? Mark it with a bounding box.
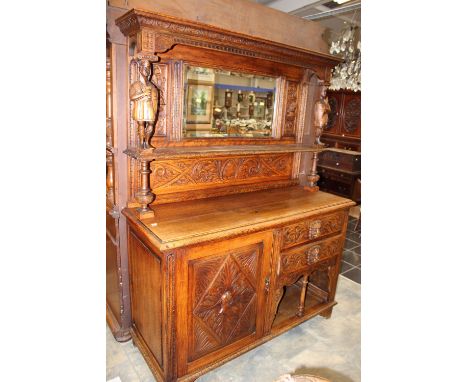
[123,186,355,251]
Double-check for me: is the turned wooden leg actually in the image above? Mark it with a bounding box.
[305,152,320,192]
[135,159,155,219]
[296,274,309,317]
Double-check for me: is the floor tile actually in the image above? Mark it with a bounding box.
[346,231,361,244]
[342,250,360,267]
[340,261,354,274]
[344,239,359,251]
[342,267,361,284]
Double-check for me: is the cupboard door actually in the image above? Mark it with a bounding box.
[341,93,361,138]
[178,232,271,374]
[324,91,342,135]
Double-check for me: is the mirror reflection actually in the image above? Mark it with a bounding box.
[183,65,276,138]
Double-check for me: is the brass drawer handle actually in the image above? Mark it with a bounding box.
[307,246,320,265]
[309,220,322,239]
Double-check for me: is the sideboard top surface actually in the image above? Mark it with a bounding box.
[123,186,355,250]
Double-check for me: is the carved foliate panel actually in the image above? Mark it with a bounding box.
[150,154,293,194]
[283,81,299,137]
[281,212,344,249]
[189,245,261,360]
[343,98,361,133]
[152,63,168,136]
[325,95,339,132]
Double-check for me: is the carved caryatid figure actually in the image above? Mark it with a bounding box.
[314,85,331,145]
[130,60,159,149]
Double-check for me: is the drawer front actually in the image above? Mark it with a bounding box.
[318,178,352,198]
[320,151,360,172]
[279,236,343,275]
[281,211,345,250]
[318,167,353,183]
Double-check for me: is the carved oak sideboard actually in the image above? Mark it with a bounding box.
[115,8,354,381]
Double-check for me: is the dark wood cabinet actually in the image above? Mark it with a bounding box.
[322,90,361,151]
[318,149,361,203]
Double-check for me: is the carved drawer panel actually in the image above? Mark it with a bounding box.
[281,211,345,250]
[279,236,343,276]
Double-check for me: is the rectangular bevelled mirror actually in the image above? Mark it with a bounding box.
[183,65,277,138]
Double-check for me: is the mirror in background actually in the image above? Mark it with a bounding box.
[183,65,277,138]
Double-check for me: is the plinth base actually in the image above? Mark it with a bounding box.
[304,185,319,193]
[136,208,155,220]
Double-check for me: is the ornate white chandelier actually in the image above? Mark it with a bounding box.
[329,25,361,91]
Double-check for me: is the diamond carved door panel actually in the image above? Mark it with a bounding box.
[185,236,269,365]
[189,245,259,360]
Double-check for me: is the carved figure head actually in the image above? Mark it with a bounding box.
[139,60,152,78]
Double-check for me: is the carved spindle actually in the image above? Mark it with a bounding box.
[297,274,309,317]
[135,159,155,219]
[305,152,320,192]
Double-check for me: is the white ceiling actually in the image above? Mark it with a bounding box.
[253,0,360,43]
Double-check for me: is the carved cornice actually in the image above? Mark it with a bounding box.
[116,9,341,73]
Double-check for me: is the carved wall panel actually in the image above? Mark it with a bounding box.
[152,63,168,136]
[343,98,361,133]
[283,81,299,137]
[188,244,261,361]
[150,153,293,196]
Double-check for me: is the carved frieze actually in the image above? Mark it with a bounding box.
[150,154,293,193]
[115,10,340,72]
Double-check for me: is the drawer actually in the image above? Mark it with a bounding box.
[318,167,353,183]
[320,151,360,172]
[279,236,343,276]
[318,178,352,198]
[281,211,345,250]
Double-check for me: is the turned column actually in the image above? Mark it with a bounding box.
[297,274,309,317]
[305,151,320,192]
[135,159,155,219]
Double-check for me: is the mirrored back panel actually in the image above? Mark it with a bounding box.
[183,65,277,139]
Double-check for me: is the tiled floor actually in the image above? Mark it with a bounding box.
[107,275,361,382]
[340,216,361,284]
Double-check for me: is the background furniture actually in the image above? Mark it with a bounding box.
[317,89,361,203]
[111,6,355,381]
[317,148,361,203]
[321,89,361,151]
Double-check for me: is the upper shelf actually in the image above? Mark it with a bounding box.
[124,144,325,160]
